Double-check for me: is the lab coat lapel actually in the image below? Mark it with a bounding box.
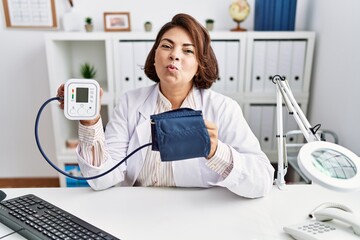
[135,85,159,160]
[124,117,150,186]
[125,85,158,185]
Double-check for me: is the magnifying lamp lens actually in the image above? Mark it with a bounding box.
[298,141,360,191]
[311,148,357,179]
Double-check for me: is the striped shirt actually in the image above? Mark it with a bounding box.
[78,87,234,186]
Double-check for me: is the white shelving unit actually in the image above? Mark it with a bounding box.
[242,31,315,161]
[45,33,115,187]
[45,31,315,187]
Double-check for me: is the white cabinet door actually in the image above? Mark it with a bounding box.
[211,41,226,92]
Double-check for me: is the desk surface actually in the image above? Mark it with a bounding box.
[1,185,359,240]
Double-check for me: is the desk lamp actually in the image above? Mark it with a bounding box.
[272,75,360,191]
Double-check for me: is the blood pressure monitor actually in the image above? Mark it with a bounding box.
[64,79,100,120]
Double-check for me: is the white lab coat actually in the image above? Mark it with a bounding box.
[77,84,274,198]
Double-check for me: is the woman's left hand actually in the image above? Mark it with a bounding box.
[204,119,218,159]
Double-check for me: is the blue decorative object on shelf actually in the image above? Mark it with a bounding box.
[254,0,297,31]
[65,164,90,187]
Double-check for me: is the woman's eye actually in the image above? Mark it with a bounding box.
[160,44,171,49]
[184,49,194,54]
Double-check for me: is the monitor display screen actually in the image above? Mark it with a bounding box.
[76,88,89,103]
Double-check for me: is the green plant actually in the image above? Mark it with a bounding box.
[85,17,92,25]
[80,62,96,79]
[206,19,214,24]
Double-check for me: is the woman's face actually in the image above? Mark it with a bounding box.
[154,27,199,88]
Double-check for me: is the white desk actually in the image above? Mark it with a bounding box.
[1,185,360,240]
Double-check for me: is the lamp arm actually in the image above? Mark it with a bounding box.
[278,79,320,142]
[275,80,287,189]
[272,75,321,189]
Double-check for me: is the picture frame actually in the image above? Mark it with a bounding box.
[2,0,57,28]
[104,12,131,32]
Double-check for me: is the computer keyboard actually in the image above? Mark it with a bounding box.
[0,194,120,240]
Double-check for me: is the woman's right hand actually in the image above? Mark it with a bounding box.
[56,83,65,109]
[56,83,104,126]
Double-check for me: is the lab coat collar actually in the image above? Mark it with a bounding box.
[136,84,204,114]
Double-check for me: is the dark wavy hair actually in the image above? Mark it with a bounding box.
[144,13,219,89]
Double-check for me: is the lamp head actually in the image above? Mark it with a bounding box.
[298,141,360,192]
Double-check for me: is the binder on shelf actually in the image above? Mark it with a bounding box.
[254,0,264,30]
[280,0,291,30]
[118,41,135,94]
[225,41,240,92]
[278,41,293,83]
[262,0,270,31]
[290,40,306,91]
[247,104,262,140]
[251,41,266,92]
[267,0,276,31]
[260,105,276,151]
[248,104,279,151]
[264,41,280,92]
[273,0,283,31]
[133,42,149,89]
[288,0,297,30]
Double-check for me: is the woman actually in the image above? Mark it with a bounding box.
[57,13,274,198]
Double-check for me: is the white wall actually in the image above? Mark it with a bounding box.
[0,31,57,177]
[0,0,358,178]
[305,0,360,156]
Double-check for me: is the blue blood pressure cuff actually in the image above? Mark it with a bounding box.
[150,108,210,161]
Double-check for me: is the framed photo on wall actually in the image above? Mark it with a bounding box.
[2,0,57,28]
[104,12,131,32]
